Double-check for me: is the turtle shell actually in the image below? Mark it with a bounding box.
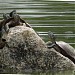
[4,17,31,28]
[56,41,75,59]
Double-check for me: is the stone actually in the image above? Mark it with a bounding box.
[0,26,75,73]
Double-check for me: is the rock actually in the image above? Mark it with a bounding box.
[0,26,75,73]
[44,49,75,71]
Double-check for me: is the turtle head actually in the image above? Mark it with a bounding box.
[13,14,20,24]
[3,13,10,20]
[10,10,20,24]
[48,31,56,43]
[10,10,16,17]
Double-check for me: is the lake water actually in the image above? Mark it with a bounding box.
[0,0,75,74]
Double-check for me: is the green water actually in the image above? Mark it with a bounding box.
[0,0,75,74]
[31,71,75,75]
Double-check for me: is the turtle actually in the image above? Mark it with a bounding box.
[47,31,75,64]
[0,12,20,49]
[0,10,32,49]
[9,10,31,28]
[0,13,22,49]
[0,10,31,33]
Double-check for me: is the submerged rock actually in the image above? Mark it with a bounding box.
[0,26,75,73]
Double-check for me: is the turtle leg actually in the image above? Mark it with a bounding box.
[3,13,10,33]
[4,23,9,33]
[0,26,6,40]
[47,43,56,48]
[1,24,9,38]
[2,26,6,34]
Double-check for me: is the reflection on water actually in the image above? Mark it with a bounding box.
[0,0,75,74]
[31,70,75,75]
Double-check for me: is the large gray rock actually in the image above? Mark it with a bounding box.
[0,26,75,73]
